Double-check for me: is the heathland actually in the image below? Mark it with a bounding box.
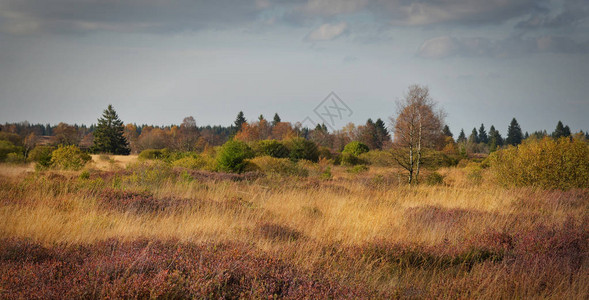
[0,150,587,298]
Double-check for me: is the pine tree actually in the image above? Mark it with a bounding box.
[506,118,523,146]
[272,113,281,126]
[375,118,390,149]
[360,119,379,149]
[457,129,467,143]
[478,124,488,144]
[258,114,265,121]
[92,104,130,155]
[553,121,565,138]
[234,111,246,132]
[442,125,453,138]
[468,128,479,144]
[563,125,571,137]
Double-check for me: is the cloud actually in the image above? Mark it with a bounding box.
[0,0,265,35]
[292,0,543,26]
[417,35,589,58]
[517,0,589,29]
[305,22,348,41]
[303,0,369,16]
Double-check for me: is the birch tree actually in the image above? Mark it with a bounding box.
[391,85,444,184]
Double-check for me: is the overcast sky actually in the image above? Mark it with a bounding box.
[0,0,588,135]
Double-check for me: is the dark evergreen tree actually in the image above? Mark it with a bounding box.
[478,124,488,144]
[442,125,453,138]
[375,118,390,149]
[457,129,467,143]
[468,128,479,144]
[234,111,246,132]
[524,131,529,139]
[488,125,503,152]
[360,119,379,149]
[506,118,523,146]
[272,113,281,126]
[563,125,571,137]
[553,121,565,138]
[92,104,130,155]
[258,114,265,121]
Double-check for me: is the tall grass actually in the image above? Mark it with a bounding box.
[0,163,587,298]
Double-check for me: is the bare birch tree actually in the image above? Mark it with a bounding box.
[390,85,444,184]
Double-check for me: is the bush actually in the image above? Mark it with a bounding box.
[28,146,55,168]
[172,155,217,171]
[248,156,308,177]
[465,162,483,185]
[346,165,369,174]
[50,145,92,170]
[0,140,21,162]
[138,148,170,160]
[5,152,25,164]
[254,140,290,158]
[340,152,363,166]
[285,137,319,162]
[425,172,444,185]
[318,147,333,160]
[343,141,370,156]
[489,137,589,190]
[216,140,254,173]
[358,150,395,167]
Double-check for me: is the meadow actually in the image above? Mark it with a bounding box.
[0,154,587,299]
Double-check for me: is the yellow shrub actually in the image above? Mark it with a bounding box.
[248,156,308,177]
[489,137,589,189]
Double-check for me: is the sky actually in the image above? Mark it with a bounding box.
[0,0,588,136]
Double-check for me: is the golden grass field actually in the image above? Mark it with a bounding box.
[0,156,587,298]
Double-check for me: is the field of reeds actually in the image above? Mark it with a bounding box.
[0,158,587,299]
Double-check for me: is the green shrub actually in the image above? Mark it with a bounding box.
[172,155,217,171]
[248,156,308,177]
[489,137,589,190]
[0,140,21,162]
[138,148,170,160]
[217,140,254,173]
[317,147,333,160]
[5,152,25,164]
[28,146,55,168]
[358,150,395,167]
[346,165,369,174]
[340,152,364,166]
[79,170,90,180]
[343,141,370,156]
[254,140,290,158]
[320,166,332,180]
[50,145,92,170]
[425,172,444,185]
[421,150,460,169]
[285,137,319,162]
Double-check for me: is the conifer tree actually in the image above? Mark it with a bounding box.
[442,125,453,138]
[457,129,467,143]
[468,128,479,144]
[92,105,130,155]
[234,111,246,132]
[506,118,523,146]
[375,118,390,149]
[553,121,565,138]
[478,124,488,144]
[272,113,281,126]
[563,125,571,137]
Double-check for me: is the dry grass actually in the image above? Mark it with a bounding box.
[89,154,138,170]
[0,163,587,298]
